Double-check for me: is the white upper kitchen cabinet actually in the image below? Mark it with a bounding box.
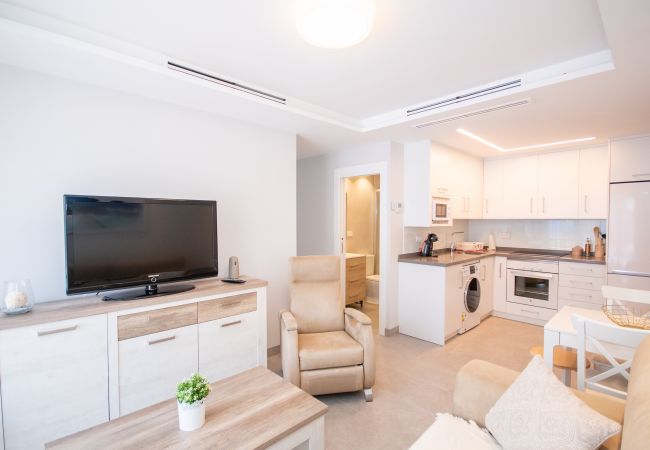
[404,141,483,225]
[610,135,650,182]
[450,149,483,219]
[502,155,539,218]
[483,159,504,218]
[579,145,609,218]
[538,150,580,218]
[403,141,434,227]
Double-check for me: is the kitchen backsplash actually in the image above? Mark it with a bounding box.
[403,220,470,253]
[467,219,607,250]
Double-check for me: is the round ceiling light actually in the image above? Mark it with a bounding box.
[296,0,375,49]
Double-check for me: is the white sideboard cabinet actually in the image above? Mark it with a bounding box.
[0,315,109,450]
[0,278,268,449]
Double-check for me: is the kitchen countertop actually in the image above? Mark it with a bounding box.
[398,247,606,267]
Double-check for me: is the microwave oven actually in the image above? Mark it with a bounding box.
[431,196,452,226]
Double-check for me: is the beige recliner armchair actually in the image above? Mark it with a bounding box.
[280,255,376,401]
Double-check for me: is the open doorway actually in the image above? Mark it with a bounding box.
[334,162,388,336]
[344,175,381,330]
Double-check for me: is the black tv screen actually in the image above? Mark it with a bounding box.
[65,195,218,295]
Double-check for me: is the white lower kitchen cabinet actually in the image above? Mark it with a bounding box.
[199,311,259,382]
[118,324,198,416]
[398,262,464,345]
[558,261,606,311]
[0,315,109,450]
[492,256,507,313]
[478,257,494,316]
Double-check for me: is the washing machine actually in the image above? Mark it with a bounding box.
[459,262,481,334]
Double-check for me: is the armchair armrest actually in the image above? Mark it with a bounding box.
[344,307,372,325]
[344,308,375,389]
[279,310,300,387]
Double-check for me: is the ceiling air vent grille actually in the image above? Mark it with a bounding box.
[407,79,522,117]
[414,98,530,129]
[168,61,287,105]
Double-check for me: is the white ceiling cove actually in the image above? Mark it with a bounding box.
[1,0,649,158]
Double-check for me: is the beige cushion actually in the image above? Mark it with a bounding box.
[290,255,344,333]
[298,331,363,371]
[622,335,650,450]
[485,356,621,450]
[409,413,501,450]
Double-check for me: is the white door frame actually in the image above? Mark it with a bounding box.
[334,162,388,336]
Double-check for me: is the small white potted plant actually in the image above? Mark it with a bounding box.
[176,373,212,431]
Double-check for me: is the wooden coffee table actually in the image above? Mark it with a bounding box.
[46,367,327,450]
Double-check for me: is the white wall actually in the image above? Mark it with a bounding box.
[0,65,296,348]
[468,219,606,250]
[296,141,404,332]
[403,221,470,253]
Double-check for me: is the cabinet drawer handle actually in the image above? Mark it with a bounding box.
[148,336,176,345]
[569,280,593,285]
[222,320,242,328]
[632,173,650,177]
[37,325,78,336]
[520,309,540,316]
[570,293,592,298]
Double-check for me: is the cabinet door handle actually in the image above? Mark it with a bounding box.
[148,335,176,345]
[530,197,533,214]
[584,195,588,214]
[542,197,546,214]
[632,173,650,177]
[437,187,448,193]
[37,325,78,336]
[485,199,489,215]
[499,263,502,278]
[222,320,242,328]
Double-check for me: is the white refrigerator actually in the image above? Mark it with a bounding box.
[608,181,650,290]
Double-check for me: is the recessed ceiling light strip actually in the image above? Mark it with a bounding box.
[457,128,596,152]
[508,137,596,151]
[407,79,522,117]
[414,99,530,128]
[167,61,287,104]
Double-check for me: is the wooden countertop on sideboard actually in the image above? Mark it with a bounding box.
[0,277,267,331]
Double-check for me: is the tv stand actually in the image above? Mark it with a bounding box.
[103,284,195,301]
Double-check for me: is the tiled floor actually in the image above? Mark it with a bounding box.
[271,306,545,449]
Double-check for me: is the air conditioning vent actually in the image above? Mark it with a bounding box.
[414,98,530,129]
[407,79,522,117]
[168,61,287,105]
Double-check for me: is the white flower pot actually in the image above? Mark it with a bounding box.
[178,400,205,431]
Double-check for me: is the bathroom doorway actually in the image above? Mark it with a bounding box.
[333,162,387,336]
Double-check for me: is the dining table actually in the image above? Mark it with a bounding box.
[543,305,637,370]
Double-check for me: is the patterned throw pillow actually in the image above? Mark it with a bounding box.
[485,356,621,450]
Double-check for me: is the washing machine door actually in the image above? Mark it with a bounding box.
[464,277,480,313]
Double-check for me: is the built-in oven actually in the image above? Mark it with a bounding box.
[430,196,452,226]
[507,259,559,310]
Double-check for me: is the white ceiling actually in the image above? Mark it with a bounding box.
[1,0,650,159]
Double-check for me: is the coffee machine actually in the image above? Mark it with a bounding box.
[420,233,439,257]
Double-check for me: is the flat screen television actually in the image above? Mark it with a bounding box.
[64,195,218,300]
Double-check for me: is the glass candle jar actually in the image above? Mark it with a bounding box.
[2,279,34,315]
